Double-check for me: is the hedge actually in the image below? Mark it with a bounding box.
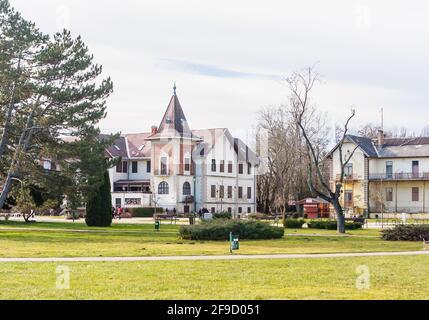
[213,212,232,220]
[283,218,305,229]
[307,220,363,230]
[130,207,164,218]
[179,219,284,240]
[381,224,429,241]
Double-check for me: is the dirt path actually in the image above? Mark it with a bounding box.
[1,250,428,263]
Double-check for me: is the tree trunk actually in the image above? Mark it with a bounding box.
[333,198,346,233]
[0,172,14,209]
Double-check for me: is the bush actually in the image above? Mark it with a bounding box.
[307,220,363,230]
[283,218,305,229]
[179,219,284,240]
[86,171,112,227]
[213,212,232,220]
[381,225,429,241]
[130,207,164,218]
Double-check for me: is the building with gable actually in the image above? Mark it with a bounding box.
[105,87,259,215]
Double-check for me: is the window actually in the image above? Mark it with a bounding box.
[344,190,353,207]
[386,187,393,202]
[412,187,419,202]
[184,158,191,172]
[247,187,252,199]
[158,182,169,194]
[238,187,243,199]
[211,159,216,172]
[183,182,191,195]
[115,198,121,207]
[412,161,419,178]
[211,185,216,198]
[200,148,204,156]
[147,160,151,173]
[386,161,393,179]
[43,160,51,171]
[220,160,225,173]
[184,205,190,214]
[247,163,252,175]
[247,207,252,213]
[228,161,233,173]
[160,157,167,175]
[116,161,128,173]
[344,163,353,177]
[211,207,216,213]
[219,186,224,199]
[228,207,232,213]
[239,163,243,174]
[132,161,138,173]
[227,186,232,199]
[238,207,242,214]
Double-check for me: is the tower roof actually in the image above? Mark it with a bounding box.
[146,86,200,140]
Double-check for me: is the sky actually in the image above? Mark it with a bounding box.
[9,0,429,143]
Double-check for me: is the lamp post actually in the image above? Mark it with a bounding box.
[193,176,197,214]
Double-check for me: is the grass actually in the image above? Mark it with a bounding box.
[0,220,423,258]
[1,255,429,299]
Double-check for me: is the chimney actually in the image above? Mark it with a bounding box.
[151,125,158,135]
[377,129,384,146]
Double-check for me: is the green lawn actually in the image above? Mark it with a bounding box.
[1,255,429,299]
[0,221,423,258]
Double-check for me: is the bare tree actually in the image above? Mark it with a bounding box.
[286,66,358,233]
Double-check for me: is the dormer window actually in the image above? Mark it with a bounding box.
[165,116,172,124]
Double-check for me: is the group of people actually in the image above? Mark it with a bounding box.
[197,208,210,218]
[112,206,124,219]
[165,208,177,215]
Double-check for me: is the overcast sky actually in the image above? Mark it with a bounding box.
[10,0,429,143]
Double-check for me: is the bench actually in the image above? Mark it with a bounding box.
[154,214,178,224]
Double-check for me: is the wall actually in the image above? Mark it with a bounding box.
[369,181,429,213]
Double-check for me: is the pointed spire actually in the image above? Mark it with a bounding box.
[173,82,177,96]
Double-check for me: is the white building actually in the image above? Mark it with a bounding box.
[105,88,259,215]
[329,130,429,217]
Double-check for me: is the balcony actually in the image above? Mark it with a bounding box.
[369,172,429,181]
[154,169,172,176]
[335,174,363,181]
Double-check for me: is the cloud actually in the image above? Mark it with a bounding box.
[158,59,279,80]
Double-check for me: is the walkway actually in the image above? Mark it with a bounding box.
[1,251,428,263]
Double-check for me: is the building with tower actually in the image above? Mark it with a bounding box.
[105,86,259,215]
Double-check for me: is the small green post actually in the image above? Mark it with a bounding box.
[229,232,239,254]
[155,219,160,231]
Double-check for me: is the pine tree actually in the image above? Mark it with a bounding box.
[85,170,112,227]
[0,0,115,208]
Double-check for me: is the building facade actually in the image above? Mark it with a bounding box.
[329,131,429,217]
[105,89,259,215]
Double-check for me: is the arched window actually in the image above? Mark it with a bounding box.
[158,182,169,194]
[183,182,191,195]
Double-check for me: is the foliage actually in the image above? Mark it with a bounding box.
[212,212,232,220]
[381,225,429,241]
[307,220,363,230]
[283,218,305,228]
[0,0,115,211]
[179,219,284,240]
[85,171,112,227]
[130,207,164,218]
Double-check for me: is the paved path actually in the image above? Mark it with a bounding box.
[1,251,428,263]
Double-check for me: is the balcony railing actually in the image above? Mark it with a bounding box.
[335,174,362,181]
[154,169,172,176]
[369,172,429,181]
